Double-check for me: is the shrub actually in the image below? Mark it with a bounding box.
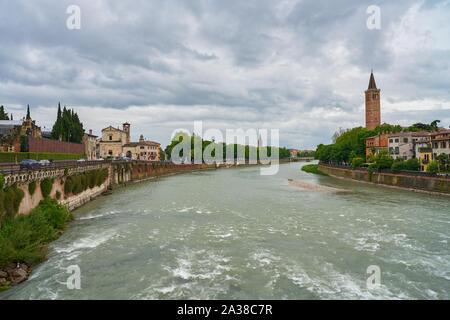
[40,178,53,198]
[2,183,25,218]
[351,157,364,169]
[55,191,61,200]
[301,164,328,176]
[0,173,4,190]
[28,181,37,196]
[64,177,73,195]
[375,150,394,169]
[426,161,439,175]
[405,158,420,171]
[391,160,406,173]
[0,198,73,267]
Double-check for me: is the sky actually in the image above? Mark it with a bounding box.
[0,0,449,149]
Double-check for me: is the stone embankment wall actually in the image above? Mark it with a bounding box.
[318,163,450,195]
[2,161,218,217]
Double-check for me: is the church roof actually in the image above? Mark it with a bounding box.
[368,71,377,90]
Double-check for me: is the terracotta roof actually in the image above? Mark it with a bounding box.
[123,141,160,147]
[432,136,450,141]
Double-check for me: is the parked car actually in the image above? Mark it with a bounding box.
[97,158,105,161]
[77,158,86,162]
[39,159,50,166]
[20,159,40,170]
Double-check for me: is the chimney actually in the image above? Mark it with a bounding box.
[89,129,93,135]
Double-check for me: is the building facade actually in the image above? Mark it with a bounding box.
[365,71,381,131]
[431,129,450,162]
[98,124,130,158]
[365,133,389,157]
[82,129,98,160]
[387,132,429,160]
[122,135,160,161]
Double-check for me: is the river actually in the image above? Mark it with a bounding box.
[1,162,449,299]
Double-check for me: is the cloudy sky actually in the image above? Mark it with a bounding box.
[1,0,449,149]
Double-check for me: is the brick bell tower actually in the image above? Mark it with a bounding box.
[365,71,381,130]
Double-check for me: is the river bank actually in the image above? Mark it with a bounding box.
[318,163,450,197]
[0,160,287,292]
[2,161,448,299]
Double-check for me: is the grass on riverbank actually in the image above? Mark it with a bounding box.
[0,198,73,268]
[301,164,328,176]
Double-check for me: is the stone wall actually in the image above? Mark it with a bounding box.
[2,161,220,218]
[318,163,450,195]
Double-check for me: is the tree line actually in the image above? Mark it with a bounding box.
[164,132,291,162]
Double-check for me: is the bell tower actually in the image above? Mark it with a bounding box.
[365,71,381,130]
[122,122,130,144]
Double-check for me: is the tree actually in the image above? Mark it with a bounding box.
[0,105,9,120]
[375,150,394,169]
[426,161,439,175]
[50,103,84,143]
[351,157,364,168]
[405,158,420,171]
[391,159,406,173]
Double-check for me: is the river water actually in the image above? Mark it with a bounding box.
[1,162,449,299]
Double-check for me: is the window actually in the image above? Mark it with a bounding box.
[395,139,399,143]
[403,156,407,160]
[373,94,378,99]
[389,139,393,143]
[389,147,394,154]
[395,147,399,154]
[108,150,113,155]
[109,135,112,140]
[403,138,408,143]
[441,142,447,148]
[140,146,144,150]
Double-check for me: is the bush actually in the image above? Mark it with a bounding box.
[427,161,439,175]
[40,178,53,198]
[55,191,61,200]
[391,160,406,173]
[375,150,394,169]
[405,158,420,171]
[0,198,73,267]
[301,164,328,176]
[64,177,73,195]
[0,173,4,190]
[28,181,37,196]
[2,183,25,218]
[0,152,85,163]
[351,157,364,169]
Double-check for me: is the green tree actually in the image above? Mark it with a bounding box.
[405,158,420,171]
[0,105,9,120]
[351,157,364,168]
[426,161,439,175]
[375,150,394,169]
[50,103,84,143]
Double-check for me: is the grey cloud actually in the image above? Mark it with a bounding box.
[0,0,449,149]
